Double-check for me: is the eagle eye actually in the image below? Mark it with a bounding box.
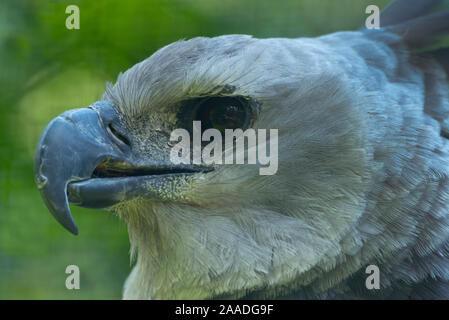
[195,97,249,132]
[178,96,252,134]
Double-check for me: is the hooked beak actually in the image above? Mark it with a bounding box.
[34,101,206,235]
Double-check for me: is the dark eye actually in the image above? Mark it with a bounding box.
[177,96,255,135]
[195,97,248,132]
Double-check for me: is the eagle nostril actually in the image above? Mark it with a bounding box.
[107,123,131,148]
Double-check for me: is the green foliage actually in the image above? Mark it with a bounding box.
[0,0,391,299]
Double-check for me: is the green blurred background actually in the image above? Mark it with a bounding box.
[0,0,395,299]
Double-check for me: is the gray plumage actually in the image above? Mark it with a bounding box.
[37,0,449,299]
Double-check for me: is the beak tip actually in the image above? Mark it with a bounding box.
[39,186,79,236]
[52,206,79,235]
[68,225,79,236]
[58,216,79,235]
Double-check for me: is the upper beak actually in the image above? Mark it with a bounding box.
[34,101,121,235]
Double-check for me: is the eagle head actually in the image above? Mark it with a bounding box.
[34,34,394,299]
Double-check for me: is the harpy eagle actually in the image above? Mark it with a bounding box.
[34,0,449,299]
